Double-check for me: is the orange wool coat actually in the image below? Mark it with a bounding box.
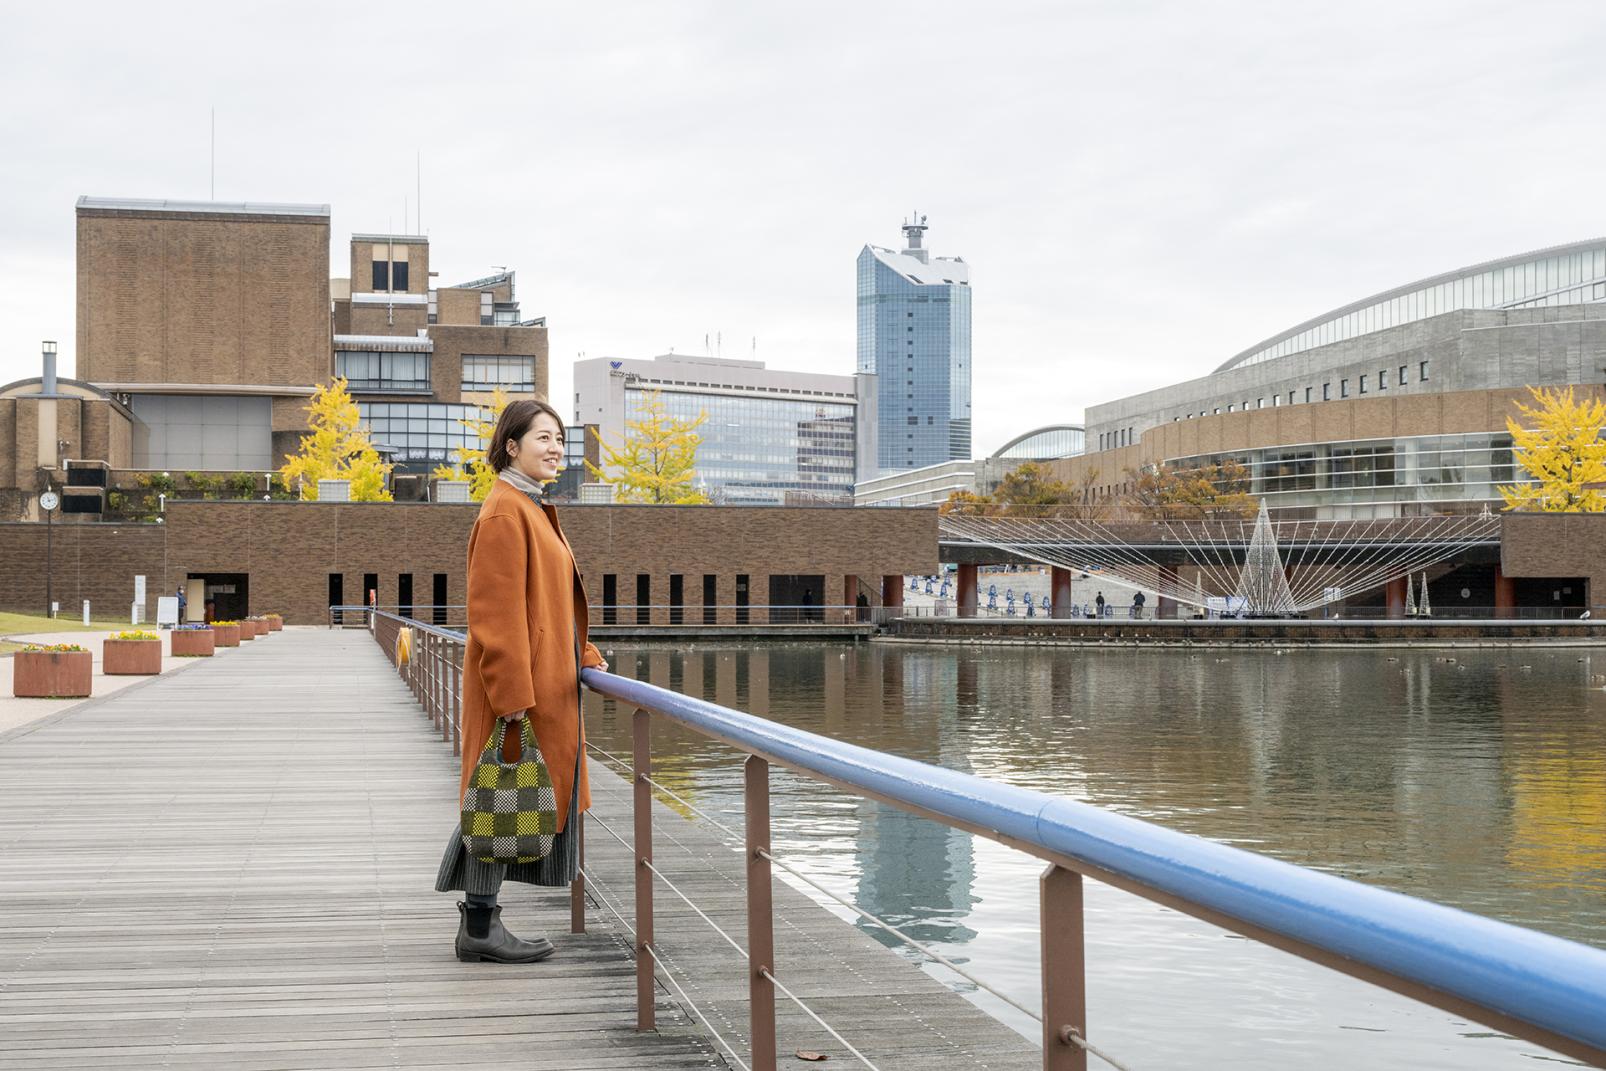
[460,479,605,832]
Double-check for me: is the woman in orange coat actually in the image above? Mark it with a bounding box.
[435,399,608,963]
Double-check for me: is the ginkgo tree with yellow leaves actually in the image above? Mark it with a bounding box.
[1499,385,1606,512]
[586,389,710,504]
[278,378,394,501]
[431,388,509,501]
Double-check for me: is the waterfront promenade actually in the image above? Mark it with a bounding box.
[0,629,1037,1070]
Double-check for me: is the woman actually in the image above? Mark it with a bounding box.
[435,399,608,963]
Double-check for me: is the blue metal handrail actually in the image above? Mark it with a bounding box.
[580,665,1606,1065]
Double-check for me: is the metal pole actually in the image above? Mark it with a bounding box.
[633,708,655,1031]
[44,499,53,617]
[1041,864,1087,1071]
[745,754,778,1071]
[570,813,586,934]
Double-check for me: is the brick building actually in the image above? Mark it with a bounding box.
[0,501,938,625]
[1,196,551,521]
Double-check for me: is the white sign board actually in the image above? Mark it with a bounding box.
[134,574,147,603]
[81,600,89,625]
[156,596,179,628]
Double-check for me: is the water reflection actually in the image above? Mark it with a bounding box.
[584,643,1606,1068]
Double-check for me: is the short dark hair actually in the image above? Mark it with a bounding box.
[487,399,566,473]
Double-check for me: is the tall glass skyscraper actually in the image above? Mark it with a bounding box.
[857,216,972,474]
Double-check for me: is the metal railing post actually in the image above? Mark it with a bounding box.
[745,754,778,1071]
[570,812,586,934]
[450,652,462,755]
[633,708,655,1031]
[1041,864,1087,1071]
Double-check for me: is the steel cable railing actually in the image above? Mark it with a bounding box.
[344,606,1606,1071]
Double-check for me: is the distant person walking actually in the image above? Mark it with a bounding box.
[175,586,187,625]
[1095,591,1106,618]
[1133,591,1146,619]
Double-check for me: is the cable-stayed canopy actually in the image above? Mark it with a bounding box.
[938,505,1500,614]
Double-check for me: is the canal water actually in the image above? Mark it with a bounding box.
[583,643,1606,1069]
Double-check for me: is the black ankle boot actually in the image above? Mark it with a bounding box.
[455,902,555,963]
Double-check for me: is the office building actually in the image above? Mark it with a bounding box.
[857,216,972,473]
[573,354,876,504]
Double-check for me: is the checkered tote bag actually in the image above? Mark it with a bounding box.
[460,717,557,864]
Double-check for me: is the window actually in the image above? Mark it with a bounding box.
[1400,365,1408,385]
[336,350,431,393]
[1289,390,1296,405]
[1323,383,1331,401]
[328,573,343,622]
[398,573,413,618]
[462,354,534,391]
[636,574,651,625]
[1359,374,1368,394]
[1379,368,1388,390]
[480,292,494,326]
[371,261,388,291]
[432,573,448,625]
[392,261,409,291]
[1227,404,1235,413]
[1272,394,1280,406]
[669,574,684,625]
[1341,379,1350,398]
[1257,398,1265,409]
[703,575,717,624]
[1304,387,1312,403]
[1420,360,1430,381]
[602,575,617,624]
[736,574,750,625]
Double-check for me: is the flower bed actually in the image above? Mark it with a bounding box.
[13,645,92,698]
[171,626,215,657]
[104,632,162,675]
[212,621,241,647]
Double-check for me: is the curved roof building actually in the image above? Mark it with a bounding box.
[990,424,1085,460]
[1217,238,1606,374]
[1068,240,1606,520]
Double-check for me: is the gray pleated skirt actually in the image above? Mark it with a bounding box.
[435,777,581,894]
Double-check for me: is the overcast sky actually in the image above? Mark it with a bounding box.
[3,1,1605,453]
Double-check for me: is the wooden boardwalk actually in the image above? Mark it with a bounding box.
[0,628,1037,1070]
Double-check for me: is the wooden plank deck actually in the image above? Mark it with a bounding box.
[0,627,1038,1071]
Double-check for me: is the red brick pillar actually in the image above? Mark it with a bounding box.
[957,563,978,618]
[1494,566,1516,619]
[882,575,904,615]
[1157,565,1179,620]
[1385,576,1407,619]
[1050,566,1073,619]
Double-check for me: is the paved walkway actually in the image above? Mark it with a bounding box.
[0,626,1040,1070]
[0,628,213,736]
[0,629,718,1070]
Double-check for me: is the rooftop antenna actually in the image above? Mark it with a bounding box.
[209,107,215,199]
[416,150,422,234]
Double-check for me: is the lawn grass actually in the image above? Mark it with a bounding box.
[0,611,143,654]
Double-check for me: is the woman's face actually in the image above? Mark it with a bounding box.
[507,412,565,483]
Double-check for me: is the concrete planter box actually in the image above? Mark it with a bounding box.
[103,639,162,675]
[250,617,271,637]
[266,615,283,632]
[238,620,257,641]
[171,629,216,657]
[13,650,93,698]
[213,623,241,647]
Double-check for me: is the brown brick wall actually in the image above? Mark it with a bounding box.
[349,302,429,336]
[1501,514,1606,605]
[349,238,429,296]
[436,288,480,326]
[0,521,166,619]
[427,324,549,402]
[76,207,330,388]
[0,502,938,624]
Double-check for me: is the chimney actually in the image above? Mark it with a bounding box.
[41,340,58,394]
